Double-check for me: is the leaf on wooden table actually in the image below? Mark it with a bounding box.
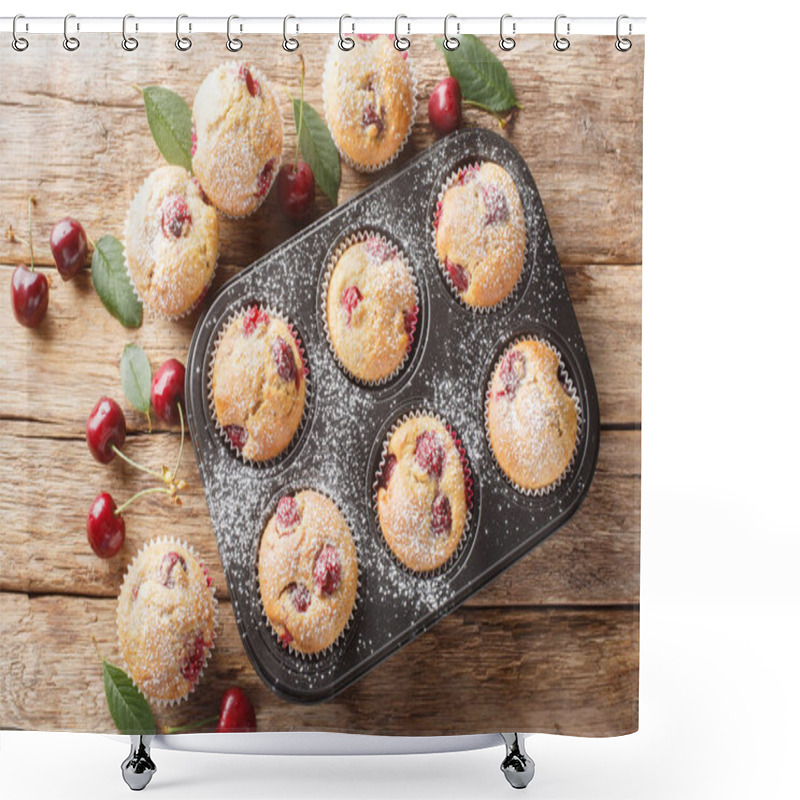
[120,344,152,422]
[292,98,340,205]
[91,235,143,328]
[142,86,193,172]
[102,660,156,735]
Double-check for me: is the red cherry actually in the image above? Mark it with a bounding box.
[379,453,398,490]
[340,285,363,325]
[428,77,462,136]
[86,397,127,464]
[238,65,261,97]
[151,359,186,426]
[87,493,125,558]
[49,217,88,280]
[414,431,446,477]
[445,258,470,293]
[256,159,276,197]
[11,265,49,328]
[314,545,341,596]
[498,350,526,400]
[216,687,257,733]
[159,551,188,588]
[362,104,384,134]
[242,306,270,336]
[271,337,297,383]
[431,492,452,537]
[480,184,510,226]
[180,633,209,683]
[288,582,311,613]
[277,162,316,222]
[403,306,418,341]
[276,496,300,534]
[161,194,192,238]
[365,236,394,263]
[224,425,248,451]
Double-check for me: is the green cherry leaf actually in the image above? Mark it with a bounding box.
[439,34,521,113]
[292,98,340,206]
[91,235,143,329]
[142,86,193,172]
[102,660,156,735]
[120,343,152,421]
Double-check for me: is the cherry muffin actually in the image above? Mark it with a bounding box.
[323,35,416,171]
[487,339,579,492]
[125,165,219,319]
[211,306,306,462]
[325,234,418,383]
[377,414,469,572]
[117,538,216,704]
[192,62,283,218]
[258,490,358,655]
[434,162,526,309]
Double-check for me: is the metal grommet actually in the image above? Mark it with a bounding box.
[499,13,515,51]
[175,14,192,51]
[616,14,632,52]
[63,13,80,51]
[553,14,570,52]
[282,15,299,51]
[12,14,29,51]
[338,14,354,51]
[394,14,410,51]
[122,14,139,51]
[443,14,459,51]
[226,15,243,52]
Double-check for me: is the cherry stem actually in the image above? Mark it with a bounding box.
[114,486,171,516]
[294,54,306,172]
[111,444,162,479]
[27,196,35,271]
[172,402,186,479]
[162,715,218,735]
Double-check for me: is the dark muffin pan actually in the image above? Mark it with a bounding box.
[185,127,600,704]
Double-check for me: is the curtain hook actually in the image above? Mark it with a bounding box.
[176,14,192,51]
[616,15,632,51]
[122,14,139,51]
[443,14,460,51]
[338,14,355,51]
[63,13,80,51]
[394,14,410,52]
[553,14,570,52]
[282,15,299,51]
[227,15,243,52]
[499,14,516,51]
[12,14,29,51]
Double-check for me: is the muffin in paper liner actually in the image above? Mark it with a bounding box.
[432,161,529,313]
[321,230,420,386]
[123,166,220,322]
[208,303,310,467]
[116,536,218,707]
[256,488,361,661]
[484,336,584,497]
[191,62,283,219]
[322,35,418,174]
[373,409,474,576]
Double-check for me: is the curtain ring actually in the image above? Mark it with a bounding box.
[394,15,410,51]
[338,15,354,51]
[176,14,192,51]
[283,15,299,51]
[63,13,80,51]
[443,14,460,51]
[615,15,632,52]
[553,14,570,52]
[227,15,243,52]
[499,14,515,51]
[122,14,139,51]
[12,14,29,51]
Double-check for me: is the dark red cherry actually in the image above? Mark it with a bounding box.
[287,582,311,613]
[415,430,446,477]
[271,337,297,383]
[224,424,248,451]
[151,358,186,426]
[242,306,270,336]
[180,633,209,683]
[87,493,125,558]
[161,194,191,238]
[49,217,88,280]
[276,496,300,534]
[428,77,462,137]
[86,397,127,464]
[362,104,384,134]
[11,265,49,328]
[314,545,341,596]
[480,184,510,225]
[431,492,452,537]
[499,350,526,400]
[445,258,470,293]
[379,453,398,489]
[238,65,260,97]
[256,159,276,197]
[277,161,316,222]
[340,285,363,325]
[159,551,188,588]
[216,687,257,733]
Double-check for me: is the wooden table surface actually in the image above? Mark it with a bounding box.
[0,34,642,736]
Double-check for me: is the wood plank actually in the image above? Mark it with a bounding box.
[0,262,641,429]
[0,592,638,736]
[0,424,639,606]
[0,35,643,268]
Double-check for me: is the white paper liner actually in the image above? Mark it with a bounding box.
[116,536,218,708]
[320,230,420,386]
[255,488,362,661]
[207,303,311,467]
[123,170,220,322]
[372,408,474,577]
[484,336,584,497]
[431,161,532,314]
[192,62,283,220]
[322,36,418,174]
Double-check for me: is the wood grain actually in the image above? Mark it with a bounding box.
[0,593,638,736]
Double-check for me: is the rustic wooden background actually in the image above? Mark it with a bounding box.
[0,34,642,736]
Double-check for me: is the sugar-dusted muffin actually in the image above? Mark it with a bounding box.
[117,538,216,704]
[376,415,468,572]
[125,165,219,319]
[323,35,416,171]
[487,339,578,491]
[192,62,283,218]
[212,306,306,462]
[325,234,418,383]
[434,162,526,309]
[258,490,358,655]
